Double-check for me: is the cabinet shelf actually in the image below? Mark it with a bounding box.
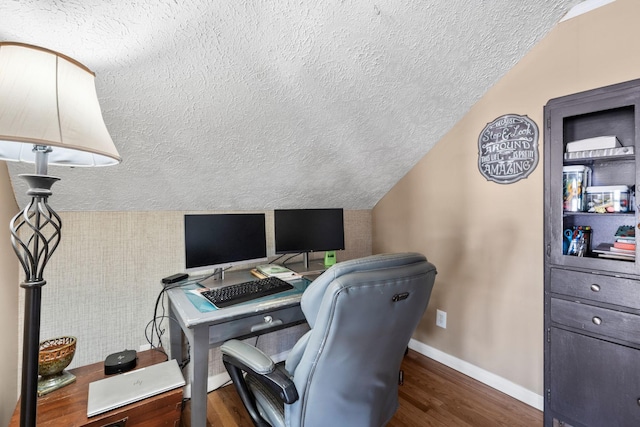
[563,211,635,217]
[563,153,635,165]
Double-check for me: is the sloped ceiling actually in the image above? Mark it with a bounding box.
[1,0,578,211]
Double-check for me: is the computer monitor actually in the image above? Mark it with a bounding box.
[184,213,267,274]
[274,208,345,268]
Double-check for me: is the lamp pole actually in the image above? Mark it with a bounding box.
[11,146,61,427]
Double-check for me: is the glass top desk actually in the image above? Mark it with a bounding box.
[166,266,319,427]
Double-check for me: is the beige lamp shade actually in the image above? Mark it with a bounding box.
[0,42,121,167]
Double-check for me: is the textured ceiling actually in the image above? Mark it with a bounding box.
[1,0,578,211]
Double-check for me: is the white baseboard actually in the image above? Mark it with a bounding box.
[408,339,544,411]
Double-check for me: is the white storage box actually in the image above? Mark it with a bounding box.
[563,165,591,212]
[586,185,630,213]
[566,136,621,152]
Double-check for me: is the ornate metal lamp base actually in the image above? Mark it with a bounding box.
[37,370,76,396]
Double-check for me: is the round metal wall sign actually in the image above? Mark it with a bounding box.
[478,114,539,184]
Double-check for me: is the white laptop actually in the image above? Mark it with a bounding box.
[87,359,185,417]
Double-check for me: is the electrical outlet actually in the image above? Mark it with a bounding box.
[139,343,151,352]
[436,309,447,329]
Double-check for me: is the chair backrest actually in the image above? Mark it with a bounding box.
[283,252,437,427]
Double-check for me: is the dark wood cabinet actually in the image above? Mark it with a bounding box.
[544,79,640,427]
[9,349,183,427]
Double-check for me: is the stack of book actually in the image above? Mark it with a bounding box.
[253,264,302,281]
[592,225,636,261]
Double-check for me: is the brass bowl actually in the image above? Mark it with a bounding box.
[38,336,77,396]
[39,336,76,376]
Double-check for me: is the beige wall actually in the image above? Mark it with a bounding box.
[373,0,640,396]
[0,163,19,425]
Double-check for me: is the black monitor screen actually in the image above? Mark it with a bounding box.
[184,213,267,272]
[274,209,345,254]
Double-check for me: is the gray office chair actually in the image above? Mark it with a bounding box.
[221,252,437,427]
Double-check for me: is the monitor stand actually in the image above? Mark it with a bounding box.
[212,267,224,281]
[289,254,326,275]
[302,252,310,270]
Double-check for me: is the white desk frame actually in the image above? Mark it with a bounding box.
[166,270,314,427]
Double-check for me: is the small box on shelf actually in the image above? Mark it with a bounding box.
[586,185,630,213]
[563,165,591,212]
[566,136,621,152]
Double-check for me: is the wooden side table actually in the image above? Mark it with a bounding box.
[9,349,183,427]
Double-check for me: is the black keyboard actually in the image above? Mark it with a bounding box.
[201,276,295,308]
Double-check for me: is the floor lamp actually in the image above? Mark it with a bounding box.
[0,42,121,427]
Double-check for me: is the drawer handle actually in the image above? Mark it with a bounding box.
[590,284,601,292]
[592,316,602,325]
[250,317,283,332]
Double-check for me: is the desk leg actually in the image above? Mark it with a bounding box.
[189,325,209,427]
[168,301,183,365]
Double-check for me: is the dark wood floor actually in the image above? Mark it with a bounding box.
[183,349,542,426]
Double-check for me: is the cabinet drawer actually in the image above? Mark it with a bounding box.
[208,305,306,345]
[551,298,640,345]
[550,268,640,310]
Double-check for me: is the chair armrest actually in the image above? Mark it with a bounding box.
[221,339,299,404]
[221,339,275,374]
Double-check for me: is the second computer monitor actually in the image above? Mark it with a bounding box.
[274,208,345,257]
